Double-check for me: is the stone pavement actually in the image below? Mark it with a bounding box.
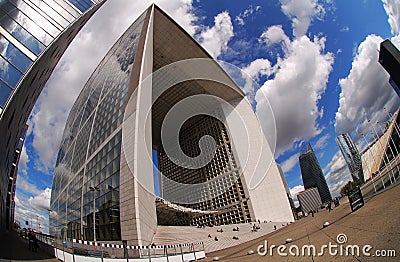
[0,229,57,262]
[0,183,398,261]
[204,183,400,261]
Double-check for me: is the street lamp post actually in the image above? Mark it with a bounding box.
[384,107,400,136]
[89,186,100,248]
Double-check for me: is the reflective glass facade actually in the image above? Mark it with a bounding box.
[0,0,102,110]
[0,0,106,230]
[299,143,332,204]
[50,12,146,241]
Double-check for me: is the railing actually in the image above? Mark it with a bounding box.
[361,157,400,198]
[34,234,205,261]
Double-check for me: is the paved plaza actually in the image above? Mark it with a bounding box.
[0,183,398,261]
[0,229,56,262]
[205,183,400,261]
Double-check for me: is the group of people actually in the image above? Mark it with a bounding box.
[207,227,240,241]
[27,230,39,252]
[251,224,260,232]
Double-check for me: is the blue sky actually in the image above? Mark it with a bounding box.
[15,0,400,233]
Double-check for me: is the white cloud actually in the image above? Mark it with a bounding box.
[280,0,325,37]
[28,0,200,173]
[198,11,234,58]
[289,185,304,207]
[17,176,41,196]
[259,25,290,50]
[314,133,330,150]
[18,145,29,176]
[335,34,400,138]
[255,34,334,156]
[382,0,400,35]
[323,151,352,197]
[236,16,244,26]
[280,153,300,173]
[340,25,350,32]
[28,188,51,211]
[241,58,272,102]
[235,5,261,26]
[15,190,50,233]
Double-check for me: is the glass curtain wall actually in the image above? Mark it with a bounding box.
[50,10,147,241]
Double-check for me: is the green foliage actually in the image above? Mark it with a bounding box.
[340,180,361,195]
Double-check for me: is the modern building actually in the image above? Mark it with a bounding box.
[359,109,400,182]
[299,143,332,204]
[50,4,294,246]
[379,39,400,96]
[297,187,322,215]
[277,164,297,219]
[336,133,365,184]
[0,0,106,229]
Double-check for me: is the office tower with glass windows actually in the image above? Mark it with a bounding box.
[299,143,332,204]
[379,39,400,96]
[336,133,365,184]
[0,0,106,229]
[50,4,294,246]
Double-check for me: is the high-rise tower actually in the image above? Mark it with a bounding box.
[0,0,106,229]
[336,133,365,184]
[50,4,294,245]
[299,143,332,204]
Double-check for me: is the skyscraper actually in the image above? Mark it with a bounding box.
[379,39,400,96]
[336,133,365,184]
[50,4,294,246]
[299,143,332,204]
[0,0,106,229]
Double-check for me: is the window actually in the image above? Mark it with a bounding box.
[0,80,13,107]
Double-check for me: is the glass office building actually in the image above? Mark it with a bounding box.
[336,133,365,184]
[50,4,294,246]
[50,11,146,240]
[0,0,106,229]
[299,143,332,204]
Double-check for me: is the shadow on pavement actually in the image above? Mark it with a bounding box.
[0,229,56,261]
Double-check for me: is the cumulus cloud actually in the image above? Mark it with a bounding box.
[241,58,272,103]
[17,176,41,196]
[15,193,49,232]
[290,185,304,207]
[255,32,334,156]
[18,145,29,176]
[28,188,51,211]
[382,0,400,35]
[29,0,200,172]
[280,153,300,173]
[335,34,400,139]
[198,11,234,58]
[259,25,290,50]
[280,0,325,37]
[323,151,352,197]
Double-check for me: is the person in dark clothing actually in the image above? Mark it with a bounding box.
[28,230,33,251]
[32,233,39,252]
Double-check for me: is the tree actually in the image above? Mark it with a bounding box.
[340,180,361,196]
